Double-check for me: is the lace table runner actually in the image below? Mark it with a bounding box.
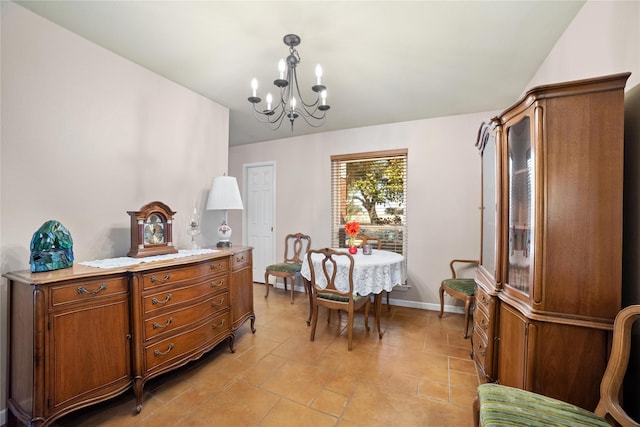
[79,248,219,269]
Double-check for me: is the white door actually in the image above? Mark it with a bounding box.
[243,162,275,283]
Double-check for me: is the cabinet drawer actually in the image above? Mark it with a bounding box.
[232,250,251,269]
[141,258,229,290]
[144,310,230,371]
[143,276,228,315]
[144,292,229,341]
[50,276,128,307]
[475,286,493,314]
[472,328,489,370]
[474,305,491,339]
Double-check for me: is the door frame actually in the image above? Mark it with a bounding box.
[242,161,276,281]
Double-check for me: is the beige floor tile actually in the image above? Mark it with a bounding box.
[260,398,338,427]
[50,284,478,427]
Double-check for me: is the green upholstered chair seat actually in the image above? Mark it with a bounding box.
[477,384,609,427]
[441,278,475,295]
[317,292,366,303]
[265,262,302,274]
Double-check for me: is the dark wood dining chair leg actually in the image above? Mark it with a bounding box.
[464,296,473,338]
[386,291,390,311]
[304,278,313,326]
[264,271,271,299]
[375,294,383,339]
[438,285,445,318]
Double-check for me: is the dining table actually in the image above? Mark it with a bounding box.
[300,248,407,333]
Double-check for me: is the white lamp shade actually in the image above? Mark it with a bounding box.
[206,176,244,211]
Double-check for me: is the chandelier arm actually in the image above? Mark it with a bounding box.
[295,111,327,128]
[251,103,287,125]
[290,67,320,109]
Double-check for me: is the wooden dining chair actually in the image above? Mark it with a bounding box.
[473,304,640,427]
[264,233,311,303]
[358,235,392,311]
[307,248,371,351]
[438,259,479,338]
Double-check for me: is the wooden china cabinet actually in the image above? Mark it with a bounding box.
[473,73,630,410]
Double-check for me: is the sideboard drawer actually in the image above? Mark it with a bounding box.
[143,276,228,315]
[141,258,229,290]
[50,276,128,307]
[232,250,251,269]
[144,292,230,341]
[144,310,230,371]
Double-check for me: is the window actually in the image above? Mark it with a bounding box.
[331,149,408,255]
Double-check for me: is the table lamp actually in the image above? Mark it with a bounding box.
[206,175,244,247]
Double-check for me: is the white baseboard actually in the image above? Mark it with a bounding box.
[266,283,466,314]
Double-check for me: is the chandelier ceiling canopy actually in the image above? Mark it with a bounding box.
[248,34,330,131]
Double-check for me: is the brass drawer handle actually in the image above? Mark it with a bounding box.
[211,297,225,307]
[152,294,172,305]
[152,317,173,329]
[151,273,171,284]
[211,279,225,288]
[77,283,107,295]
[212,319,226,329]
[210,262,225,271]
[236,255,245,262]
[153,343,174,356]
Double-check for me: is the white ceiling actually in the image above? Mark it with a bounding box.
[15,1,585,146]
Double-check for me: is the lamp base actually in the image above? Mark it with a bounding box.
[216,241,232,248]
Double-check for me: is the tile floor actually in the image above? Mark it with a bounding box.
[51,284,480,426]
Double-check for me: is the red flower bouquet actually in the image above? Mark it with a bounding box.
[344,221,360,252]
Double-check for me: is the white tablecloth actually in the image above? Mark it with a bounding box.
[300,249,406,295]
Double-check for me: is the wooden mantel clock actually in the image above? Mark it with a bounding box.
[127,201,179,258]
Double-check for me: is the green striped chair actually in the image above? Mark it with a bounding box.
[438,259,479,338]
[473,304,640,427]
[264,233,311,303]
[307,248,372,351]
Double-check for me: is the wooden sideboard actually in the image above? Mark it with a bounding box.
[4,247,254,427]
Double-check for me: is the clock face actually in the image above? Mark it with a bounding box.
[143,214,165,245]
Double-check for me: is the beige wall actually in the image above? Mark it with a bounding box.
[229,113,487,309]
[0,2,231,420]
[525,0,640,92]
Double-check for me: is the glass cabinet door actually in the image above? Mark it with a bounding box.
[506,115,534,296]
[479,123,498,281]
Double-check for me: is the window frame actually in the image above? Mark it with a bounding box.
[330,149,408,256]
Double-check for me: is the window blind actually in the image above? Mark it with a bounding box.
[330,149,408,257]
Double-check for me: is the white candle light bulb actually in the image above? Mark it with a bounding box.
[321,90,327,105]
[315,64,323,85]
[278,59,286,79]
[251,78,258,97]
[291,97,297,111]
[266,93,273,110]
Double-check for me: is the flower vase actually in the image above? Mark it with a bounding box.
[348,237,357,254]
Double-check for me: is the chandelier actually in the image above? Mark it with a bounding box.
[248,34,330,131]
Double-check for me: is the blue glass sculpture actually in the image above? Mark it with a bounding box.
[29,220,74,272]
